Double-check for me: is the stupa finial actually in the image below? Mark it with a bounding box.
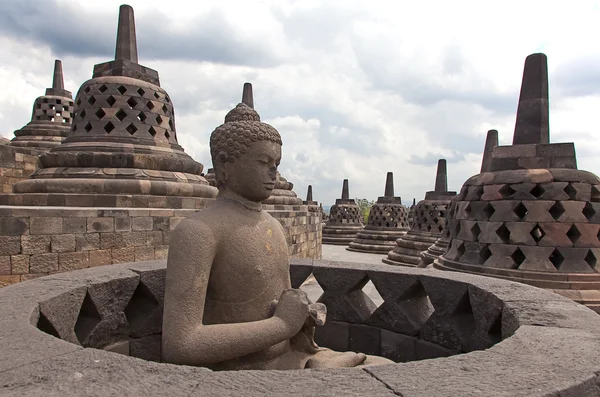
[341,179,349,200]
[481,129,499,173]
[384,172,394,197]
[115,4,138,63]
[412,198,416,206]
[434,159,448,192]
[52,60,64,90]
[242,82,254,109]
[306,185,313,202]
[512,53,549,145]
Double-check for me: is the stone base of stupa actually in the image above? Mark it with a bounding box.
[0,145,43,194]
[322,225,363,245]
[382,231,440,267]
[417,237,450,268]
[10,121,70,150]
[347,229,407,254]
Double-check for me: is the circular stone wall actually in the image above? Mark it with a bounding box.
[1,259,600,396]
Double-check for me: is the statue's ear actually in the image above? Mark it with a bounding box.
[214,151,229,186]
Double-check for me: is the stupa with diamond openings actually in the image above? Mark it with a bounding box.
[435,53,600,313]
[322,179,364,245]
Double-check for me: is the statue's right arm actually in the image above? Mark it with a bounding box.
[161,218,294,366]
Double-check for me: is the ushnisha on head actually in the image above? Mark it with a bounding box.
[209,103,283,202]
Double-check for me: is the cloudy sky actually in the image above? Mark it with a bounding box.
[1,0,600,206]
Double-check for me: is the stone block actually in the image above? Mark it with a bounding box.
[76,233,100,251]
[349,324,381,356]
[58,252,89,271]
[30,217,63,235]
[154,245,169,259]
[314,321,350,352]
[51,234,76,253]
[10,255,29,274]
[30,253,59,273]
[413,339,454,360]
[111,247,135,264]
[62,218,87,234]
[169,217,185,230]
[380,329,415,363]
[0,256,10,275]
[0,236,22,256]
[104,340,130,356]
[132,217,153,231]
[152,217,170,231]
[0,275,20,287]
[0,217,28,236]
[87,217,114,233]
[100,233,125,250]
[135,246,155,261]
[89,250,112,267]
[21,235,51,255]
[129,335,161,362]
[114,217,131,232]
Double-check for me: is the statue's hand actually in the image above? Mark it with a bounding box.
[274,289,310,337]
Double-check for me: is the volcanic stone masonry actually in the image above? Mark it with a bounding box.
[303,184,324,223]
[0,60,74,193]
[383,159,456,266]
[419,130,499,268]
[435,53,600,314]
[0,5,217,287]
[347,172,410,253]
[322,179,364,245]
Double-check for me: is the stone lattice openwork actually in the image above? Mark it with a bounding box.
[5,5,216,208]
[435,53,600,314]
[322,179,364,245]
[348,172,409,254]
[419,130,499,268]
[2,259,600,395]
[10,60,74,151]
[383,160,456,267]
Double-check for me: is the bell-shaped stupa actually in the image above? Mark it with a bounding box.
[10,60,73,151]
[347,172,410,253]
[407,198,416,226]
[435,53,600,313]
[9,5,216,207]
[419,130,499,268]
[322,179,364,245]
[382,159,456,266]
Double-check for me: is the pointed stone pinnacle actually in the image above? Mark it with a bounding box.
[384,172,394,197]
[242,83,254,109]
[412,198,416,206]
[512,53,549,145]
[306,185,313,202]
[341,179,349,200]
[481,129,499,173]
[434,159,448,193]
[52,60,64,90]
[115,4,138,63]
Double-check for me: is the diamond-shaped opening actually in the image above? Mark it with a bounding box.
[165,130,171,140]
[63,118,70,124]
[566,224,581,245]
[479,245,492,264]
[146,101,155,110]
[499,184,516,199]
[36,312,60,338]
[127,97,138,109]
[456,242,466,259]
[583,202,596,221]
[564,184,577,200]
[87,96,96,105]
[592,186,600,203]
[84,122,93,133]
[84,86,91,94]
[162,104,169,114]
[137,112,147,122]
[168,119,175,131]
[126,123,138,135]
[137,88,145,97]
[79,109,87,119]
[94,108,106,120]
[148,126,157,137]
[74,292,102,345]
[76,98,82,106]
[154,92,160,99]
[585,250,597,269]
[117,85,127,95]
[72,124,78,132]
[124,282,159,329]
[361,279,384,309]
[495,224,510,243]
[530,224,545,243]
[470,223,481,240]
[511,247,526,267]
[483,203,495,219]
[104,122,115,133]
[530,184,545,198]
[549,249,565,270]
[549,202,565,221]
[299,273,324,303]
[165,95,171,103]
[155,115,163,125]
[106,95,116,106]
[98,84,108,93]
[115,109,127,122]
[513,202,528,219]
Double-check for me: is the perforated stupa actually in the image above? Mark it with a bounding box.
[435,53,600,313]
[383,159,456,266]
[348,172,409,253]
[322,179,364,245]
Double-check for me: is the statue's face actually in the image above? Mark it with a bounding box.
[223,140,281,202]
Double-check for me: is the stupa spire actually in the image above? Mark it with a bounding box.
[52,60,64,90]
[115,4,138,63]
[512,53,549,145]
[341,179,349,200]
[384,172,394,197]
[242,82,254,109]
[306,185,313,202]
[481,129,499,173]
[434,159,448,192]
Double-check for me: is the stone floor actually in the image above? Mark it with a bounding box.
[300,244,388,305]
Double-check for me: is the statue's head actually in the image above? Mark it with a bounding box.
[210,103,283,202]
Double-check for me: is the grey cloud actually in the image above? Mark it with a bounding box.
[553,54,600,98]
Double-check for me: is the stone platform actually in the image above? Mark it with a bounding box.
[2,259,600,396]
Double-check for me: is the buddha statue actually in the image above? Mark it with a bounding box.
[162,102,392,370]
